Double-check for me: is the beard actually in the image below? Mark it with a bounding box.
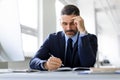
[65,30,77,37]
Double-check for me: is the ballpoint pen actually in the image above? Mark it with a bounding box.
[49,53,64,66]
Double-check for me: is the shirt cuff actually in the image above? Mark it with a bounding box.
[80,30,88,37]
[41,61,47,70]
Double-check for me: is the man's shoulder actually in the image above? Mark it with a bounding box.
[87,33,97,38]
[86,33,97,41]
[47,31,65,42]
[49,31,64,37]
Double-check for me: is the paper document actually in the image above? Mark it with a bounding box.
[78,67,120,74]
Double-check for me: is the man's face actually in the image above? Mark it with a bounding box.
[60,15,78,37]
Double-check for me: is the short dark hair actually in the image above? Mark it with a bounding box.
[61,4,80,16]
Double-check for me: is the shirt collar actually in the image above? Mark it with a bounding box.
[65,32,79,45]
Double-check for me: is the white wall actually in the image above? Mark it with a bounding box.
[77,0,96,34]
[38,0,56,46]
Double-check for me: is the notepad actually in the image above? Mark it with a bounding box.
[56,67,90,71]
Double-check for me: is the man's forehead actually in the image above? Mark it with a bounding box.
[61,17,74,22]
[60,15,75,22]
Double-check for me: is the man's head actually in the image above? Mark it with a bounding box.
[61,4,80,16]
[60,5,80,37]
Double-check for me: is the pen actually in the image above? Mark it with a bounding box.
[49,53,64,66]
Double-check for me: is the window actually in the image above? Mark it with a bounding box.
[18,0,38,57]
[55,0,64,32]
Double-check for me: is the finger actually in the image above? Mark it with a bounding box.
[48,58,62,67]
[48,65,59,71]
[47,61,61,71]
[72,16,79,20]
[72,16,83,22]
[49,58,62,66]
[49,56,62,64]
[50,61,61,67]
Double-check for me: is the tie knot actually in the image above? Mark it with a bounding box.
[67,38,73,47]
[68,38,72,43]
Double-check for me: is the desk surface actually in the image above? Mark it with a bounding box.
[0,71,120,80]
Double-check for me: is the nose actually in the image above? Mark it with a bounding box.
[66,24,72,30]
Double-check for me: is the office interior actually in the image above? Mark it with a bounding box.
[0,0,120,70]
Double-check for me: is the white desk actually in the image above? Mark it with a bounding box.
[0,71,120,80]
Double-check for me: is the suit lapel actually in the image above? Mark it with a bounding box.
[58,32,65,63]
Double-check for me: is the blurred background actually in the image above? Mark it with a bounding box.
[0,0,120,69]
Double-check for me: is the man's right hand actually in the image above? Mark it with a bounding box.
[44,56,62,71]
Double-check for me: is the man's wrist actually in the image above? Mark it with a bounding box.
[43,62,48,70]
[41,62,48,70]
[80,30,88,35]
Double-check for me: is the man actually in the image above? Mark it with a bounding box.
[29,4,98,71]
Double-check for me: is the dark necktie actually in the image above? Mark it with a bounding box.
[65,38,73,67]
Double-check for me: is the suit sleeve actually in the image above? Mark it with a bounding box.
[78,33,98,67]
[29,36,51,71]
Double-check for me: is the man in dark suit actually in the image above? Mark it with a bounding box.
[29,4,98,71]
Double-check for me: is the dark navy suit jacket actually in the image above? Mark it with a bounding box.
[29,31,98,71]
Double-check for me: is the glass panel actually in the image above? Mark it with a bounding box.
[22,33,38,57]
[95,0,120,67]
[55,0,64,32]
[18,0,38,29]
